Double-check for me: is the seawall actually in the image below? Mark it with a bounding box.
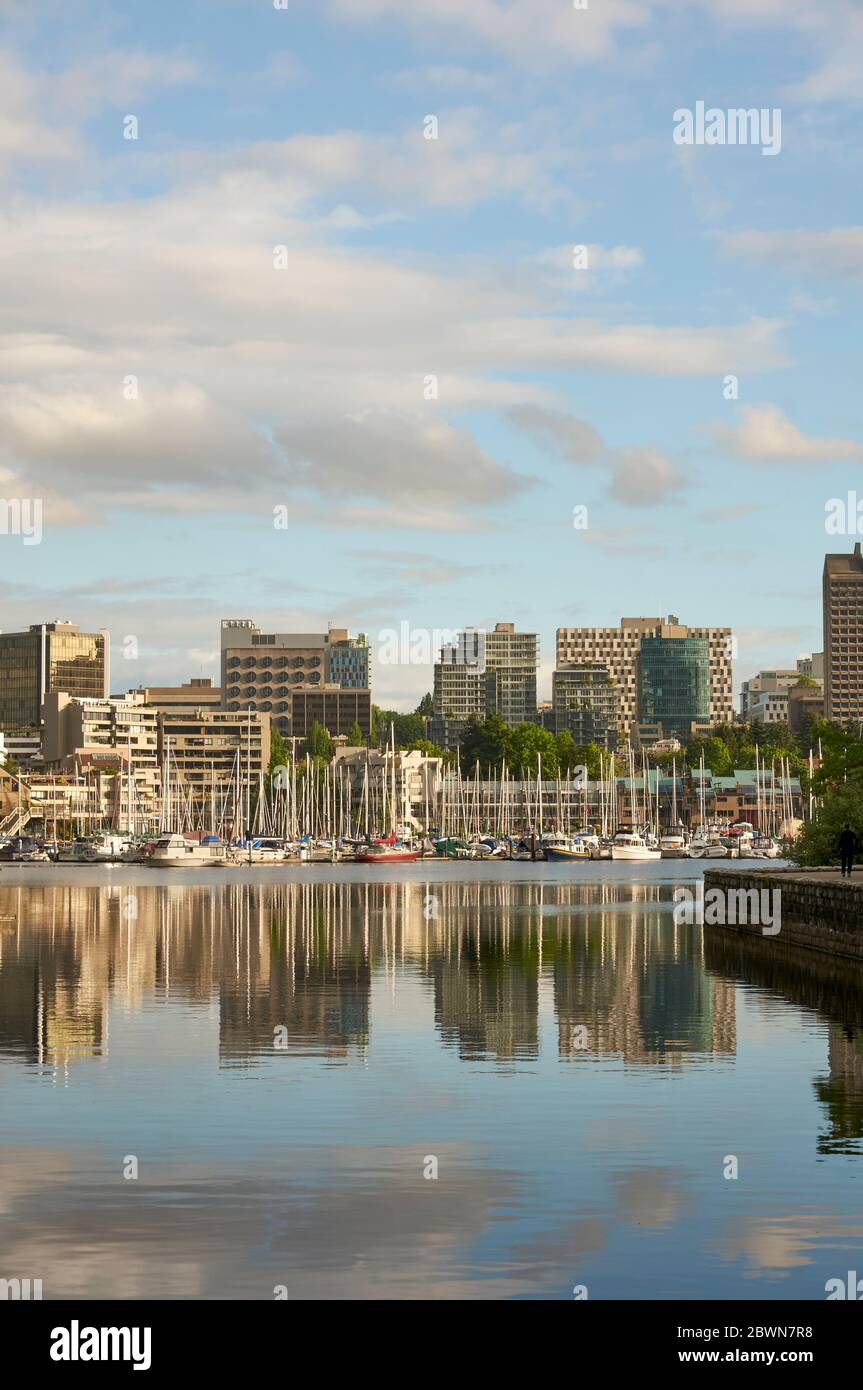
[702,868,863,963]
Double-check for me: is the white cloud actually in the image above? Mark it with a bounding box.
[722,227,863,283]
[712,404,863,463]
[507,404,686,506]
[327,0,649,65]
[0,46,198,175]
[275,409,534,520]
[610,447,686,505]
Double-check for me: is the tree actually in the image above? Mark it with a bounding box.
[304,721,334,761]
[506,722,559,777]
[416,692,433,717]
[459,713,509,772]
[406,738,445,758]
[268,728,290,781]
[553,729,577,773]
[346,720,364,747]
[811,722,863,792]
[372,707,425,748]
[791,785,863,866]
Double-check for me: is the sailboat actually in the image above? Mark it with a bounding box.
[660,757,689,857]
[355,724,418,863]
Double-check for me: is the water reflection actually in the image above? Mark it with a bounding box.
[1,874,862,1300]
[705,931,863,1155]
[0,878,738,1069]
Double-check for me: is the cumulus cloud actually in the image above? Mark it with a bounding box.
[0,381,278,491]
[507,404,686,506]
[274,409,534,527]
[712,404,863,464]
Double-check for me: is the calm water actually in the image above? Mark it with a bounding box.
[2,860,863,1301]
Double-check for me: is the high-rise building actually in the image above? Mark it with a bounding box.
[556,616,732,738]
[823,543,863,723]
[638,635,709,738]
[0,623,109,728]
[551,664,618,749]
[220,620,371,739]
[431,622,538,746]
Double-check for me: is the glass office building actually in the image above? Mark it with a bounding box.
[0,624,108,728]
[638,636,709,738]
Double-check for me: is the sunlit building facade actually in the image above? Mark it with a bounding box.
[0,623,109,728]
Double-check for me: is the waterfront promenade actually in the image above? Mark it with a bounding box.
[704,866,863,962]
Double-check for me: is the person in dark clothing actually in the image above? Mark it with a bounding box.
[839,823,857,877]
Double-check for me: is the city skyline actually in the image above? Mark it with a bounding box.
[1,3,861,710]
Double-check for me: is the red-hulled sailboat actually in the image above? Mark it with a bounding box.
[355,724,419,863]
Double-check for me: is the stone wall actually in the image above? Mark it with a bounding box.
[703,870,863,963]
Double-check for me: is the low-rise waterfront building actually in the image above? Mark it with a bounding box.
[332,747,442,829]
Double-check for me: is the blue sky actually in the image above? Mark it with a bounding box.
[1,0,862,707]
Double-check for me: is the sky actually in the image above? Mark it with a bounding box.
[0,0,861,710]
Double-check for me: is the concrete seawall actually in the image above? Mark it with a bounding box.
[703,868,863,963]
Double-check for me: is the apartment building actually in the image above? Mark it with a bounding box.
[550,664,618,749]
[431,622,538,746]
[43,692,159,772]
[332,747,442,829]
[556,616,732,738]
[741,669,803,721]
[42,694,269,799]
[160,708,270,794]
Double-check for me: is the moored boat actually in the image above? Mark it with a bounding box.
[543,839,591,862]
[610,830,662,862]
[145,834,229,867]
[355,843,418,864]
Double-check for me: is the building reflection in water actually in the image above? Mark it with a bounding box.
[0,878,740,1073]
[705,930,863,1154]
